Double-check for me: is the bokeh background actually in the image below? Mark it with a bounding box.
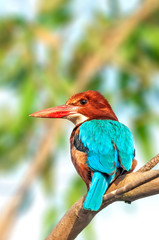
[0,0,159,239]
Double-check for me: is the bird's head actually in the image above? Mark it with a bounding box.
[30,90,118,125]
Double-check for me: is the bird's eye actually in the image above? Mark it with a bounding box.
[80,99,87,105]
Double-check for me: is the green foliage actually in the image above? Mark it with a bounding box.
[65,177,86,209]
[42,206,59,239]
[0,18,26,52]
[134,124,154,159]
[83,222,97,240]
[40,156,56,195]
[120,23,159,66]
[68,16,110,77]
[37,0,72,28]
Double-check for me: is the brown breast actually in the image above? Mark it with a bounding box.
[70,126,92,189]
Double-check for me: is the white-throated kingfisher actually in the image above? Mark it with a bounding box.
[30,90,137,211]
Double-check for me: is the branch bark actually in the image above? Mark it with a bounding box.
[137,154,159,172]
[45,154,159,240]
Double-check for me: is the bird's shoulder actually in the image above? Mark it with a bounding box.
[78,119,134,154]
[70,123,89,153]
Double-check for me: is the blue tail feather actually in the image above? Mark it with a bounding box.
[83,172,109,211]
[83,148,119,211]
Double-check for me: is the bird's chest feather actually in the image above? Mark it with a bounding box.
[70,127,92,186]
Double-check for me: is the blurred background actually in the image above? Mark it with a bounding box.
[0,0,159,239]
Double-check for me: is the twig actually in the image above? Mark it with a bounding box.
[137,153,159,172]
[103,169,159,202]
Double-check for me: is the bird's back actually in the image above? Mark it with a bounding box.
[71,119,135,210]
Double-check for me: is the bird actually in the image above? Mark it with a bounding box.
[30,90,137,211]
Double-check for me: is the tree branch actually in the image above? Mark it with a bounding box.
[103,169,159,202]
[45,156,159,240]
[137,153,159,172]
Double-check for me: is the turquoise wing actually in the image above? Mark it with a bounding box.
[78,119,135,174]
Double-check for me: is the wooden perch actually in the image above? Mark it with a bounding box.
[45,154,159,240]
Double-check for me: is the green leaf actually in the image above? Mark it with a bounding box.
[65,176,86,208]
[42,206,59,239]
[38,2,72,28]
[40,156,56,195]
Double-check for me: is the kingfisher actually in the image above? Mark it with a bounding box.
[30,90,136,211]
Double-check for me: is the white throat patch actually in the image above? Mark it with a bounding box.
[65,113,88,125]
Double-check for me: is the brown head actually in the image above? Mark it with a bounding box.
[30,90,118,125]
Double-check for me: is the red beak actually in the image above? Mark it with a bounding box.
[29,104,78,118]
